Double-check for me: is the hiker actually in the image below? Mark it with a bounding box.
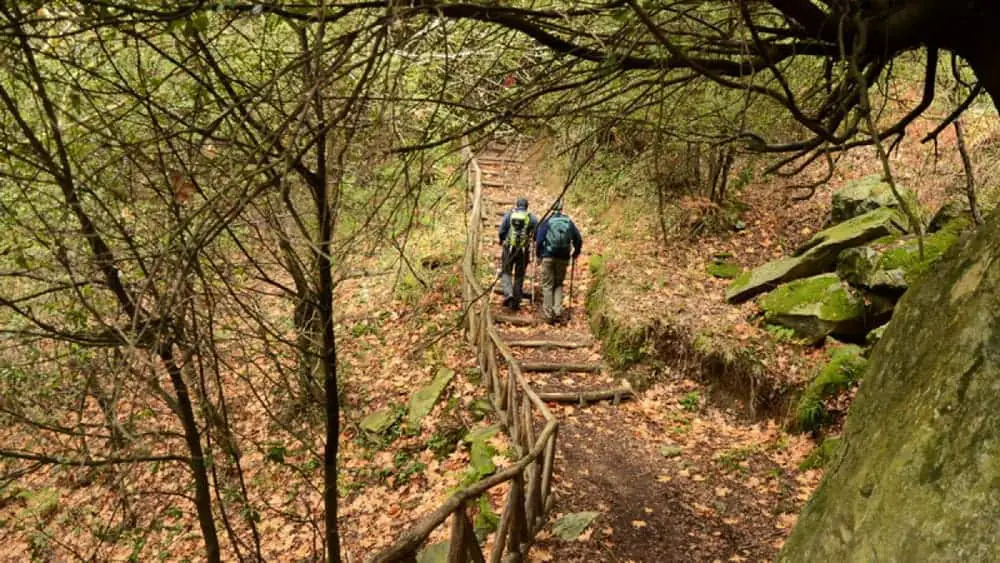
[535,200,582,324]
[498,197,538,310]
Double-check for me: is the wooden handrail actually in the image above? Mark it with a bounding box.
[369,146,558,563]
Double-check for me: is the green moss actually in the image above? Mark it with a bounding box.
[730,269,752,291]
[585,252,653,372]
[706,261,742,279]
[601,323,648,368]
[692,331,714,354]
[473,494,500,540]
[799,436,843,470]
[794,345,868,432]
[760,274,864,322]
[800,208,908,253]
[878,220,968,283]
[588,253,605,277]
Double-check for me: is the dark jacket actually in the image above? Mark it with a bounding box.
[535,213,582,260]
[498,208,538,246]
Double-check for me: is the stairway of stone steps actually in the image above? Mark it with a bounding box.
[476,138,629,402]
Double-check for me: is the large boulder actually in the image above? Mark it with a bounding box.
[836,220,969,292]
[831,175,917,224]
[795,207,908,258]
[777,207,1000,561]
[759,274,866,343]
[836,243,908,292]
[726,209,908,303]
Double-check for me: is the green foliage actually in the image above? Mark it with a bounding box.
[464,440,497,484]
[17,487,61,521]
[795,346,868,432]
[714,445,757,473]
[426,425,465,460]
[765,323,800,343]
[473,495,500,540]
[264,443,287,464]
[393,452,427,486]
[679,391,701,412]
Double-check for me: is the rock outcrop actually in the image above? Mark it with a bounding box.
[778,208,998,561]
[759,274,866,343]
[836,220,968,292]
[830,175,916,224]
[726,208,908,303]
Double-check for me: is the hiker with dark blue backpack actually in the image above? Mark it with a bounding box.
[535,200,583,324]
[498,197,538,311]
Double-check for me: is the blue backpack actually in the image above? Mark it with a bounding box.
[544,215,573,253]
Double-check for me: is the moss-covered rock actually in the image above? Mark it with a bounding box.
[864,323,888,347]
[760,274,867,343]
[795,207,909,258]
[877,220,968,286]
[836,244,908,292]
[778,206,1000,561]
[927,197,979,232]
[706,261,742,279]
[727,209,908,304]
[836,220,969,292]
[793,345,868,432]
[407,367,455,427]
[725,256,810,303]
[831,175,917,224]
[360,408,401,434]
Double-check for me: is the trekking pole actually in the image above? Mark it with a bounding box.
[568,257,576,318]
[530,247,537,305]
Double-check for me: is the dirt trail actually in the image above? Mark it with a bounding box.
[475,138,815,562]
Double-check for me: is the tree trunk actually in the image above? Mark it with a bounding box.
[314,167,342,562]
[159,345,221,563]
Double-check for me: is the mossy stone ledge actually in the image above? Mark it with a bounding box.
[759,274,866,343]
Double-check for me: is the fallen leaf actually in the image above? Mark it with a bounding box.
[551,512,600,541]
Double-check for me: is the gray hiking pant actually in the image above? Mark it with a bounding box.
[541,257,569,320]
[501,246,529,305]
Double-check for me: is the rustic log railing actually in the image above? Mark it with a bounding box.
[370,147,559,563]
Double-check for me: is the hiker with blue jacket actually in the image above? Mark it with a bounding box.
[535,200,583,324]
[498,197,538,311]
